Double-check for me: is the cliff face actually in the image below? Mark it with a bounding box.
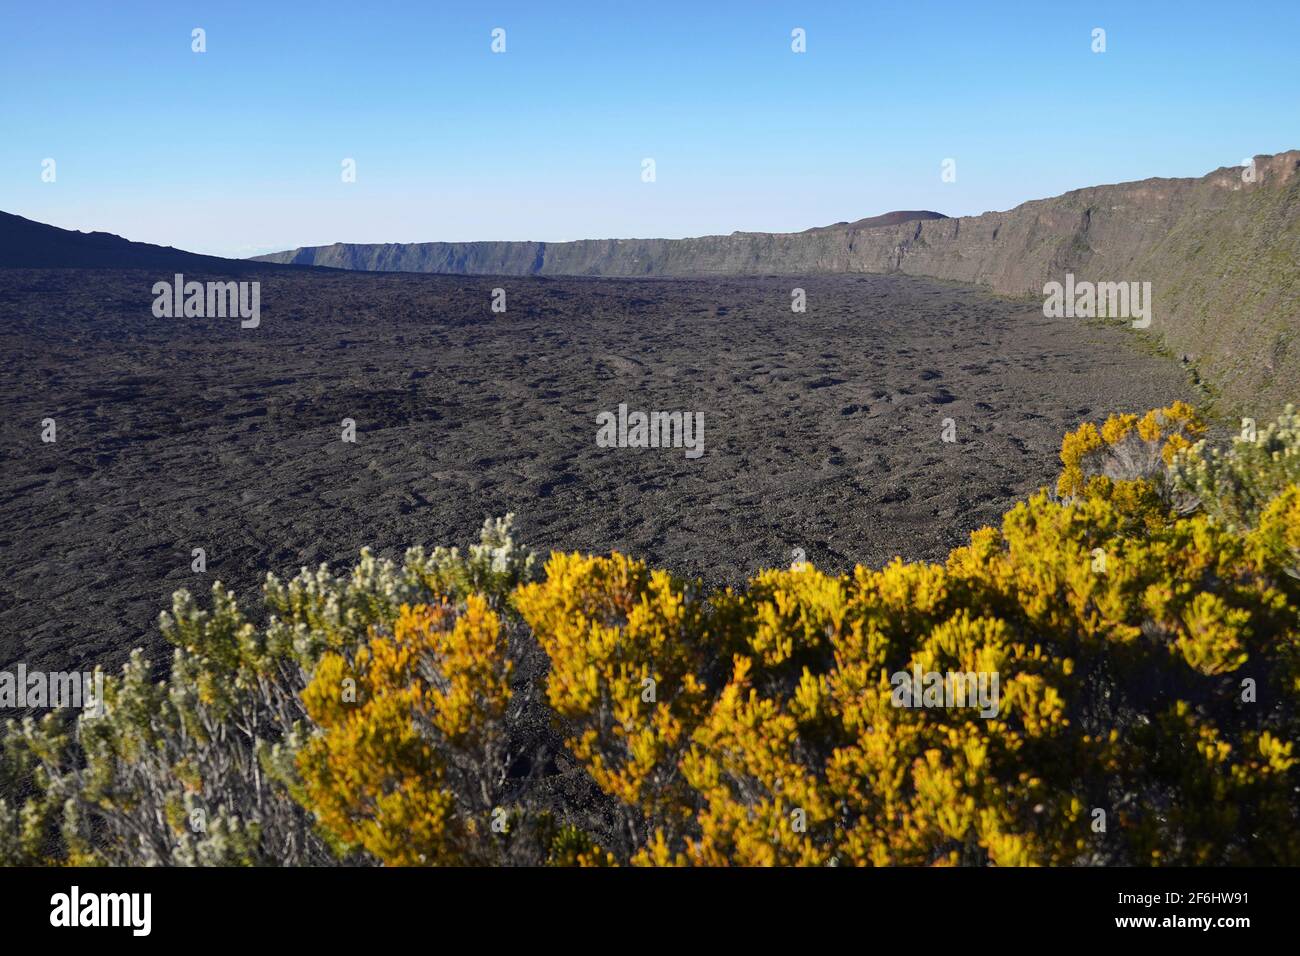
[256,153,1300,411]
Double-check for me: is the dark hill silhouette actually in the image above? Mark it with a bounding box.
[0,211,291,272]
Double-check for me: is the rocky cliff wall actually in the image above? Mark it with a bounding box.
[256,153,1300,411]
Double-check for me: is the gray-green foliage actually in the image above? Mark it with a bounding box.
[0,515,536,866]
[264,512,536,670]
[1172,405,1300,531]
[0,716,72,864]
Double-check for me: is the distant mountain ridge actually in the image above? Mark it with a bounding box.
[796,210,949,233]
[250,210,951,274]
[254,153,1300,412]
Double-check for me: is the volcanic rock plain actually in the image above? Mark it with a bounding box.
[0,268,1196,675]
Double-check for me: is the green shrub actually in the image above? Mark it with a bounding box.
[1172,404,1300,532]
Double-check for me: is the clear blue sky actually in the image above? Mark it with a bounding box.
[2,0,1296,258]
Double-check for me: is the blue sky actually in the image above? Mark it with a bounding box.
[2,0,1297,258]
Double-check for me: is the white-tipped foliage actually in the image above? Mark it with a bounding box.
[1,516,536,865]
[1173,405,1300,531]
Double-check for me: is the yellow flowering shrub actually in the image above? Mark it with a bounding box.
[1253,485,1300,583]
[513,553,718,846]
[296,597,514,865]
[513,405,1299,866]
[1057,400,1204,498]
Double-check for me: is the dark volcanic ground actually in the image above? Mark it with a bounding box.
[0,268,1195,675]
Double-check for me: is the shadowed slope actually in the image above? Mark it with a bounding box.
[0,211,297,273]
